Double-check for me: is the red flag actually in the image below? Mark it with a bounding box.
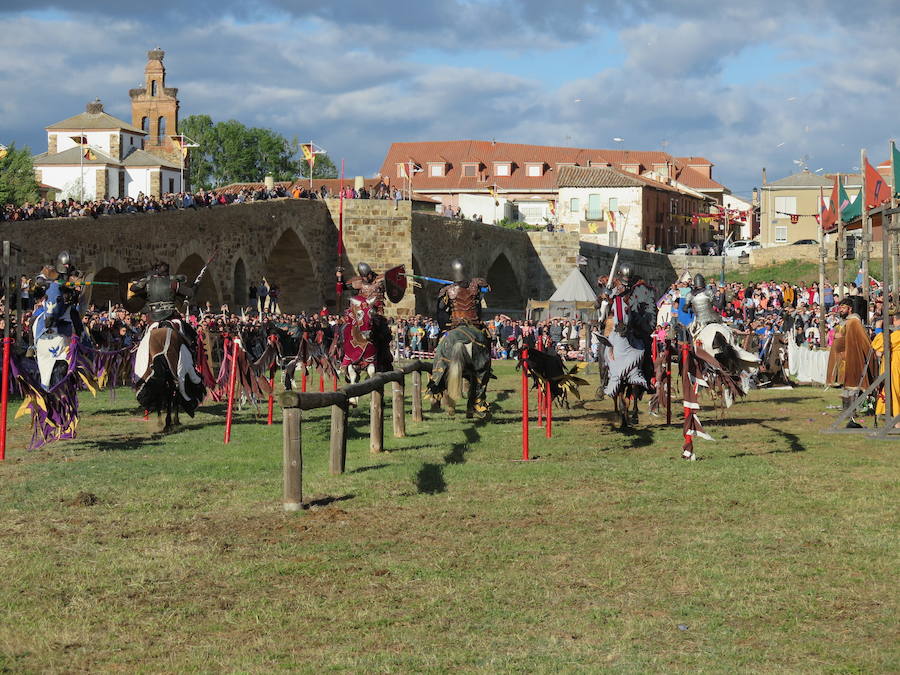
[865,158,890,208]
[790,214,799,224]
[821,177,838,232]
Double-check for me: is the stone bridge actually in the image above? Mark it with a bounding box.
[0,199,733,315]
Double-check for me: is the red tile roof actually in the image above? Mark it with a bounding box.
[378,140,727,193]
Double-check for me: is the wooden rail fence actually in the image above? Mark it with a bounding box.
[279,360,433,511]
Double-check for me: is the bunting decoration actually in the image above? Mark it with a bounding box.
[790,214,799,224]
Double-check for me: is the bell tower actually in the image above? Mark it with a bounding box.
[129,48,180,165]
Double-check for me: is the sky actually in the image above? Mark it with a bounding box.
[3,1,900,198]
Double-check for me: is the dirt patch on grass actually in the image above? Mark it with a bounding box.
[65,491,99,507]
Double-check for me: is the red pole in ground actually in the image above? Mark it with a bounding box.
[665,340,672,426]
[545,380,552,438]
[224,338,239,444]
[266,365,275,426]
[318,371,325,392]
[537,380,543,427]
[332,373,338,391]
[301,369,307,392]
[521,348,530,460]
[0,337,11,460]
[681,341,690,448]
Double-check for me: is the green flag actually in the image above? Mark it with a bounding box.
[841,182,861,222]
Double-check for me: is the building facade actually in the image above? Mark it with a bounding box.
[32,50,184,200]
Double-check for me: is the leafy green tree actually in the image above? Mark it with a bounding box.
[0,144,39,205]
[179,115,336,188]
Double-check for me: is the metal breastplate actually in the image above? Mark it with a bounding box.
[691,291,721,327]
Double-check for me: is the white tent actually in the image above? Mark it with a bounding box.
[527,268,597,321]
[548,268,596,302]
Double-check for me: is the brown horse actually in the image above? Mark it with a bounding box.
[135,324,205,431]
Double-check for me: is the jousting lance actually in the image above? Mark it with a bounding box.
[401,272,489,293]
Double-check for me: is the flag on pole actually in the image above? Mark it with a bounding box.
[548,199,556,216]
[83,148,96,160]
[606,209,617,230]
[488,185,499,206]
[173,136,188,158]
[893,140,900,198]
[865,157,890,208]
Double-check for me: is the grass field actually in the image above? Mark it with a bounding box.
[725,258,881,286]
[0,362,897,672]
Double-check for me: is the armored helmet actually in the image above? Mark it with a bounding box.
[618,262,634,285]
[356,262,373,278]
[450,259,466,282]
[693,273,706,290]
[152,261,170,277]
[55,251,74,276]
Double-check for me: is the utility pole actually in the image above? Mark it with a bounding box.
[891,139,899,303]
[861,149,871,306]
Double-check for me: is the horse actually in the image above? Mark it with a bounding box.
[134,323,205,432]
[428,324,493,418]
[271,324,338,392]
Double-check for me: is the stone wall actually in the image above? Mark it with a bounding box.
[749,244,819,266]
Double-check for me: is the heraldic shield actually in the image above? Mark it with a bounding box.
[384,265,407,303]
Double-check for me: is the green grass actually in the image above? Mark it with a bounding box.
[726,258,882,285]
[0,363,897,672]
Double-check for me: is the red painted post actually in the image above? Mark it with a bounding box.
[0,337,10,460]
[521,348,530,460]
[266,365,275,426]
[301,369,307,392]
[665,340,672,426]
[537,380,543,427]
[224,338,239,444]
[318,371,325,392]
[545,380,552,438]
[332,373,338,391]
[681,341,690,446]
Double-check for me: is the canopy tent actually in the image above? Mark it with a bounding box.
[527,268,598,321]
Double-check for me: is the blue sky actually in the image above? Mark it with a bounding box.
[3,0,900,198]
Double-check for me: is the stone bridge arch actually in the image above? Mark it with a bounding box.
[176,251,220,309]
[263,226,321,313]
[485,251,525,312]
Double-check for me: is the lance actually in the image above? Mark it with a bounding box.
[402,272,489,293]
[596,210,630,326]
[186,248,218,314]
[56,280,119,286]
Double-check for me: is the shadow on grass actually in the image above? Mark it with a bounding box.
[348,463,389,474]
[729,422,806,457]
[303,494,355,509]
[415,463,446,494]
[81,435,166,452]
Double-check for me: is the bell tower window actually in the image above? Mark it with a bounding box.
[158,116,167,142]
[151,80,158,96]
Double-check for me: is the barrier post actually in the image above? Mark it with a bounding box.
[318,371,325,393]
[282,405,302,511]
[329,402,349,475]
[224,339,239,444]
[370,385,384,453]
[392,378,406,438]
[411,369,424,422]
[521,348,530,460]
[267,365,276,426]
[332,373,338,392]
[545,380,552,438]
[301,368,307,392]
[665,340,672,426]
[537,382,543,427]
[681,341,691,452]
[0,337,10,460]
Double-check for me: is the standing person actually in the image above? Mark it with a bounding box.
[18,274,31,311]
[256,279,269,314]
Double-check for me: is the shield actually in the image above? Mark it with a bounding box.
[384,265,407,304]
[124,282,146,313]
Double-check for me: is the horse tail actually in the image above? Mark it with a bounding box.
[446,341,467,402]
[137,353,175,413]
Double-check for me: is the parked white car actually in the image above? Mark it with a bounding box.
[724,240,761,257]
[669,243,692,255]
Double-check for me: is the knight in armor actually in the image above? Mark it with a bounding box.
[31,251,86,389]
[684,273,759,374]
[129,261,205,418]
[595,263,656,401]
[427,260,493,418]
[336,262,393,371]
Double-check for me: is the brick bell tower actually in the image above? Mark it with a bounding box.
[129,48,181,166]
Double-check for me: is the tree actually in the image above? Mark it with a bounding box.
[178,114,336,188]
[0,143,39,205]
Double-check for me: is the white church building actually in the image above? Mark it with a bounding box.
[33,49,186,201]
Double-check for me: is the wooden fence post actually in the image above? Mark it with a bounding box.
[392,378,406,438]
[282,405,302,511]
[411,369,423,422]
[370,386,384,453]
[329,402,349,475]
